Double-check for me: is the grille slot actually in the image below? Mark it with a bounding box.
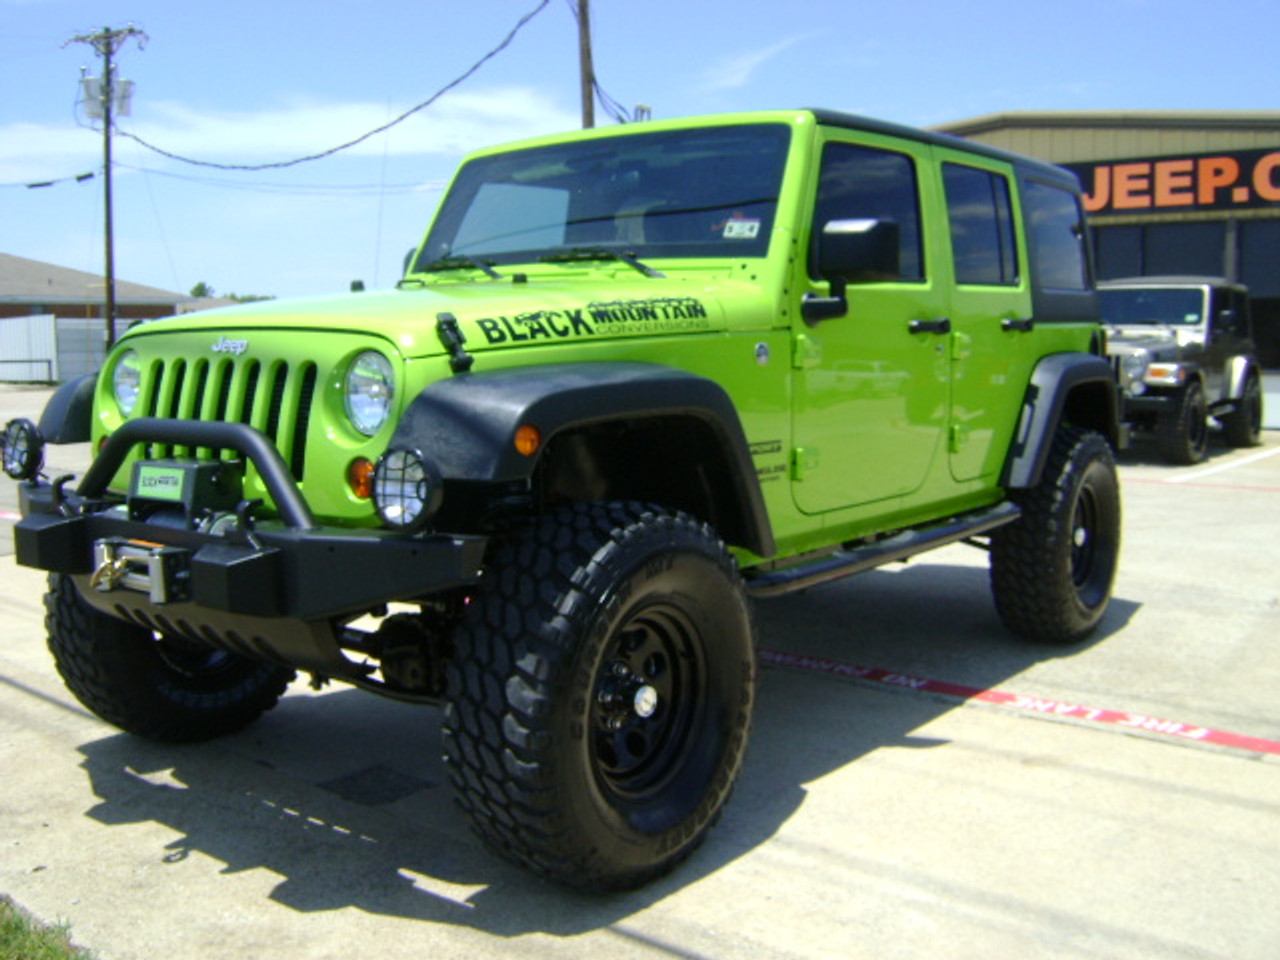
[139,355,318,482]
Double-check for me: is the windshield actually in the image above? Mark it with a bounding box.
[415,124,791,269]
[1099,288,1207,326]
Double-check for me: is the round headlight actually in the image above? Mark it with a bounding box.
[345,351,394,436]
[112,350,142,416]
[1120,352,1148,382]
[373,448,442,530]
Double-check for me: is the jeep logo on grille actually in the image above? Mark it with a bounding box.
[211,336,249,355]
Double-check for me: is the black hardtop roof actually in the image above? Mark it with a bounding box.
[808,108,1081,190]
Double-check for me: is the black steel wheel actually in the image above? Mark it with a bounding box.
[443,501,755,890]
[990,427,1121,644]
[45,574,294,741]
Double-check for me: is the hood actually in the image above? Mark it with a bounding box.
[1105,326,1177,351]
[1105,323,1205,359]
[121,272,775,359]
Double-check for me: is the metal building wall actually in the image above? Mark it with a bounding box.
[934,112,1280,164]
[0,315,58,381]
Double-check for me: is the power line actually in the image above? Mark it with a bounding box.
[113,162,445,197]
[116,0,551,172]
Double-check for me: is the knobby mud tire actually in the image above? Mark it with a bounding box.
[442,501,756,891]
[990,427,1121,645]
[45,574,294,742]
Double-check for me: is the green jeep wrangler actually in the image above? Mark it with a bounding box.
[2,109,1123,890]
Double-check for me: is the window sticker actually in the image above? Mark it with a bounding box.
[723,218,761,240]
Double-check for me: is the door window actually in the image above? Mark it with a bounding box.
[810,142,924,282]
[943,164,1018,286]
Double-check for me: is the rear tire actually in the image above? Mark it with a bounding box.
[442,501,755,890]
[990,427,1121,644]
[46,574,294,741]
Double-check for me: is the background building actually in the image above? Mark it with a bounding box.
[0,252,228,380]
[935,111,1280,368]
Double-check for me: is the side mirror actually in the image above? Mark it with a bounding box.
[819,218,900,287]
[803,219,901,325]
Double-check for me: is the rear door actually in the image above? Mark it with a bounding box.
[933,149,1036,482]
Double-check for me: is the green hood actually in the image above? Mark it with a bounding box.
[124,272,778,360]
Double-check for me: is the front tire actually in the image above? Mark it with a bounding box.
[990,427,1121,644]
[1158,380,1209,464]
[46,574,294,741]
[443,501,755,890]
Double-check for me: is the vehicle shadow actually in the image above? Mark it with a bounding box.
[1115,422,1240,468]
[74,559,1140,936]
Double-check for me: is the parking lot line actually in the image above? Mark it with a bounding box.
[1167,445,1280,484]
[760,648,1280,758]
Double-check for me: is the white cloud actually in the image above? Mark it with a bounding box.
[125,87,580,163]
[699,36,809,93]
[0,86,579,181]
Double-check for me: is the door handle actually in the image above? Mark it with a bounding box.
[908,318,951,335]
[1002,317,1035,333]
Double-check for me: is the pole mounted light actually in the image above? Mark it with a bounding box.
[66,25,148,350]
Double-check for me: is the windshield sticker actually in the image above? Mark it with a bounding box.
[722,218,761,240]
[474,297,711,345]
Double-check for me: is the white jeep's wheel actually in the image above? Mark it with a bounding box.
[990,427,1121,644]
[1158,380,1209,464]
[443,501,755,890]
[1222,372,1264,448]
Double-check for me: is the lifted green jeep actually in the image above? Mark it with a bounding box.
[2,109,1123,890]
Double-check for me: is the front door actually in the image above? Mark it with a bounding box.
[791,133,950,515]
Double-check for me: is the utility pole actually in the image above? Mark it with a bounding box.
[67,25,147,348]
[577,0,594,129]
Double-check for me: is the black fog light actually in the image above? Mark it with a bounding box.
[373,448,442,530]
[2,419,45,481]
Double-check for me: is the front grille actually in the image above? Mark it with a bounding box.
[140,355,318,481]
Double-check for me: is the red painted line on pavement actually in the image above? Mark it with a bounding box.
[759,648,1280,757]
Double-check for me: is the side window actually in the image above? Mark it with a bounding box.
[811,142,923,282]
[1022,180,1089,291]
[1216,288,1249,337]
[943,163,1018,286]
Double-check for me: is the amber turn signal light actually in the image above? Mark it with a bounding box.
[514,424,542,457]
[347,457,376,499]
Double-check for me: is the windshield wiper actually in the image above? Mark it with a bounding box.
[539,247,664,279]
[416,255,504,280]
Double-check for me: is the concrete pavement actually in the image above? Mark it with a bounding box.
[1,384,1278,959]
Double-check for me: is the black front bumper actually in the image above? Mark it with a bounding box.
[12,419,487,679]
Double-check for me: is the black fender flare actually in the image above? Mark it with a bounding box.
[38,373,96,444]
[1002,353,1122,489]
[388,362,775,557]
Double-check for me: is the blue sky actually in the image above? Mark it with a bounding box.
[2,0,1277,299]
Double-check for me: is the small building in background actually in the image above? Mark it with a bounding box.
[934,111,1280,368]
[0,252,230,381]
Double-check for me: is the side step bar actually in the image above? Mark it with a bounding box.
[745,501,1021,599]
